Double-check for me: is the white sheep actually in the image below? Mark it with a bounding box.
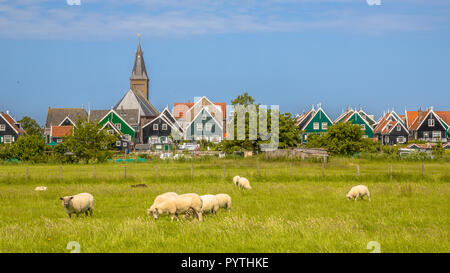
[346,185,371,201]
[233,176,240,186]
[35,186,48,191]
[200,194,219,215]
[149,193,203,221]
[238,177,252,190]
[215,193,232,212]
[60,193,94,218]
[147,192,178,215]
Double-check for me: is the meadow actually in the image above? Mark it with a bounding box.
[0,157,448,253]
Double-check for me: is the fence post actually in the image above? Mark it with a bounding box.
[59,166,62,179]
[26,167,29,179]
[356,164,360,178]
[155,166,158,179]
[389,163,392,181]
[124,165,127,179]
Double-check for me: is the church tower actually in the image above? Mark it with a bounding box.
[130,37,149,100]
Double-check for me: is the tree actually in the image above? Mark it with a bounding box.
[231,92,255,106]
[18,116,42,136]
[12,134,45,162]
[306,122,366,155]
[63,119,117,163]
[278,113,301,149]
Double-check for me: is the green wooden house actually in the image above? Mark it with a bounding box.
[97,109,136,143]
[334,109,374,138]
[185,108,223,143]
[296,106,334,143]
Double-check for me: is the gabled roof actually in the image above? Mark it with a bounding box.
[50,125,73,137]
[173,97,226,121]
[406,109,430,130]
[334,109,354,123]
[114,89,159,117]
[358,109,376,126]
[114,109,140,127]
[374,111,408,134]
[88,110,109,123]
[101,121,122,135]
[295,109,314,127]
[142,112,179,132]
[296,107,333,130]
[435,111,450,128]
[99,109,136,132]
[187,107,223,130]
[161,107,183,131]
[0,112,24,135]
[45,107,87,128]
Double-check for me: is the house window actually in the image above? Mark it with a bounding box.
[397,125,401,131]
[4,135,12,143]
[362,135,368,138]
[123,134,131,141]
[123,142,128,147]
[107,129,114,135]
[205,123,212,132]
[360,124,366,130]
[428,118,435,127]
[322,122,327,130]
[153,124,158,130]
[397,136,406,143]
[116,141,121,147]
[162,124,168,130]
[196,123,203,131]
[56,138,62,143]
[115,123,121,130]
[0,124,5,131]
[432,131,441,138]
[423,131,429,138]
[313,122,319,130]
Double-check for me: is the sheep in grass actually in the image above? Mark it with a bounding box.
[60,193,94,218]
[215,193,232,212]
[238,177,252,190]
[200,195,220,215]
[147,192,178,216]
[233,176,240,187]
[149,193,203,221]
[35,186,48,191]
[346,185,371,201]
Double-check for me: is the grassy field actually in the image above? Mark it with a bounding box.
[0,157,448,253]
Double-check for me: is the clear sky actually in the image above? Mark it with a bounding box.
[1,0,449,126]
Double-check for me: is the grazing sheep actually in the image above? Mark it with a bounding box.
[238,177,252,190]
[233,176,240,186]
[346,185,371,201]
[215,193,232,212]
[35,186,48,191]
[200,195,219,215]
[60,193,94,218]
[147,192,178,216]
[149,193,203,221]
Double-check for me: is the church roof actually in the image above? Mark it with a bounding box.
[130,41,148,80]
[114,89,159,117]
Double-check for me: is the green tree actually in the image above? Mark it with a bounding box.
[18,116,42,136]
[12,134,45,162]
[63,119,117,163]
[278,112,301,149]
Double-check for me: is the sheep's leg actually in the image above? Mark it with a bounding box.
[85,211,88,216]
[68,213,71,218]
[89,208,93,216]
[367,194,371,201]
[76,213,79,217]
[197,211,203,221]
[354,194,359,201]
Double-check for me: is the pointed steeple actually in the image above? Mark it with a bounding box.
[130,34,150,100]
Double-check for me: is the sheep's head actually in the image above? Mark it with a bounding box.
[346,194,351,200]
[147,207,160,219]
[60,196,74,208]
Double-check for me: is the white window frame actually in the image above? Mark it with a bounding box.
[397,136,406,144]
[0,124,5,131]
[313,122,319,130]
[115,123,121,130]
[116,141,121,147]
[153,124,159,130]
[423,131,429,138]
[321,122,327,130]
[196,123,203,131]
[123,142,128,147]
[362,135,368,139]
[432,131,441,138]
[428,118,435,127]
[162,124,168,131]
[360,124,366,130]
[205,123,212,132]
[4,135,12,143]
[397,125,401,131]
[123,134,131,141]
[56,138,62,143]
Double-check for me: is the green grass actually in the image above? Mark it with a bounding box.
[0,158,448,253]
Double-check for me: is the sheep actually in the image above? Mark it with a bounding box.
[238,177,252,190]
[346,185,371,201]
[147,192,178,216]
[35,186,48,191]
[60,193,94,218]
[200,194,219,215]
[149,193,203,221]
[215,193,232,212]
[233,176,240,186]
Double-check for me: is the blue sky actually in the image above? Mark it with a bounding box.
[0,0,449,125]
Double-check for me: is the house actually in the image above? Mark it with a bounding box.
[142,107,183,144]
[334,108,374,138]
[373,111,409,145]
[90,109,138,148]
[295,105,333,143]
[44,107,87,144]
[0,111,24,144]
[173,96,226,140]
[185,107,223,143]
[49,125,73,144]
[405,108,448,143]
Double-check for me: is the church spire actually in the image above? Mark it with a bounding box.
[130,34,149,100]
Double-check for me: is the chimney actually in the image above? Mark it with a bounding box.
[6,110,9,115]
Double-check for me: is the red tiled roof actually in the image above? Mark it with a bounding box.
[51,125,73,137]
[173,101,226,121]
[0,112,24,134]
[407,109,431,130]
[435,111,450,127]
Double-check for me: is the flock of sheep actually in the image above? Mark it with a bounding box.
[37,175,371,219]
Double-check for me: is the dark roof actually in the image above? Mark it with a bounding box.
[45,108,87,128]
[115,109,140,127]
[130,41,148,80]
[114,89,159,117]
[89,110,109,123]
[0,112,24,134]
